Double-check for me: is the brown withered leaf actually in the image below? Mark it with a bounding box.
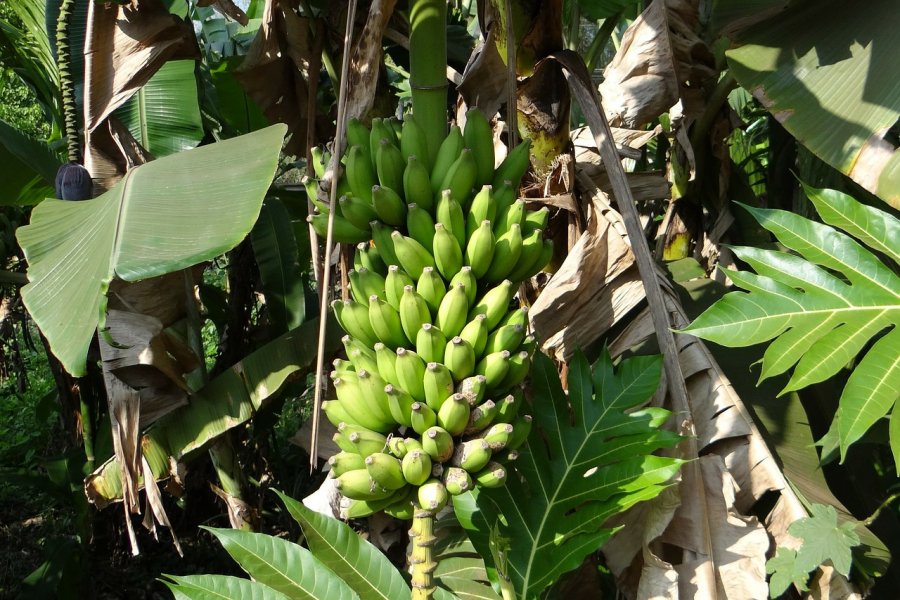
[458,25,508,118]
[345,0,398,123]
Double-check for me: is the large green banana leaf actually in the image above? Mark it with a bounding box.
[725,0,900,207]
[16,124,287,377]
[683,185,900,464]
[455,350,684,598]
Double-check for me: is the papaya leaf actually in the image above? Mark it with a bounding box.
[202,527,358,600]
[681,185,900,463]
[162,574,290,600]
[456,350,683,598]
[276,490,411,600]
[765,548,809,597]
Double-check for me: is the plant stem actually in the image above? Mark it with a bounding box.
[861,492,900,528]
[409,504,437,600]
[409,0,448,164]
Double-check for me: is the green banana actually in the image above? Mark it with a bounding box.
[308,213,370,244]
[495,393,520,424]
[365,452,407,490]
[473,462,507,488]
[415,323,446,364]
[506,228,545,282]
[444,336,476,381]
[438,147,477,208]
[484,223,523,282]
[372,184,406,227]
[339,195,377,231]
[385,383,415,426]
[430,126,464,194]
[353,369,394,425]
[475,350,510,390]
[466,399,499,433]
[346,145,376,204]
[463,108,495,186]
[368,294,410,349]
[346,118,371,160]
[492,179,516,217]
[474,422,513,452]
[391,231,435,280]
[333,299,378,347]
[450,438,492,473]
[492,138,531,190]
[436,393,470,436]
[321,400,353,428]
[388,436,408,458]
[356,242,387,276]
[374,342,400,388]
[494,199,526,237]
[410,401,437,435]
[485,323,526,354]
[343,335,376,368]
[403,155,434,211]
[375,138,405,195]
[421,426,454,462]
[335,469,393,501]
[467,185,496,241]
[521,335,537,356]
[500,350,532,389]
[406,203,436,251]
[458,313,488,358]
[369,118,394,166]
[310,146,329,179]
[523,206,550,235]
[416,267,446,314]
[435,283,469,338]
[399,285,431,343]
[329,451,366,476]
[339,489,407,520]
[417,478,449,512]
[507,415,532,450]
[383,494,416,520]
[385,264,414,310]
[449,266,477,306]
[443,466,473,496]
[347,428,391,457]
[305,178,330,215]
[457,374,487,406]
[401,449,433,486]
[347,348,378,376]
[394,347,427,402]
[348,268,386,305]
[423,362,454,411]
[435,190,466,250]
[465,219,495,279]
[332,431,357,454]
[370,220,399,269]
[386,116,402,141]
[500,306,529,330]
[433,223,463,280]
[470,279,515,330]
[404,437,423,453]
[400,114,430,170]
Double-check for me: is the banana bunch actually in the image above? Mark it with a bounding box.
[310,109,549,519]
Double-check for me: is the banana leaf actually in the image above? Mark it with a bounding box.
[16,124,287,377]
[0,119,61,205]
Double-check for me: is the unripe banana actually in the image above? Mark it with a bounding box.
[435,190,466,250]
[500,306,529,330]
[370,220,399,269]
[430,126,464,194]
[369,118,394,166]
[437,393,471,436]
[484,223,523,283]
[443,466,473,496]
[531,239,554,277]
[494,393,520,424]
[466,399,499,433]
[500,350,531,389]
[492,138,531,190]
[467,185,497,241]
[388,436,408,458]
[346,118,371,160]
[406,203,436,251]
[403,155,434,211]
[415,323,446,364]
[475,350,511,391]
[485,323,526,354]
[463,108,495,186]
[339,195,377,231]
[444,337,476,381]
[458,313,489,358]
[400,114,430,170]
[343,335,376,367]
[433,223,463,280]
[346,145,376,204]
[523,206,550,235]
[422,426,454,462]
[310,145,330,179]
[404,437,423,453]
[322,400,354,428]
[470,279,515,330]
[347,348,379,375]
[457,374,488,406]
[410,402,437,435]
[450,438,492,473]
[423,362,454,411]
[333,431,357,454]
[465,219,495,279]
[374,342,400,388]
[329,451,367,476]
[348,268,386,305]
[353,369,394,425]
[385,264,414,310]
[520,335,537,356]
[372,184,407,227]
[340,490,406,520]
[375,139,405,195]
[383,494,416,520]
[417,478,449,512]
[473,422,513,452]
[416,267,446,314]
[385,384,415,427]
[365,452,407,490]
[494,199,526,237]
[368,294,410,349]
[473,462,507,488]
[308,213,370,244]
[395,347,427,402]
[390,231,435,280]
[399,286,431,343]
[401,449,433,486]
[336,469,393,501]
[507,415,532,450]
[347,428,391,457]
[492,180,516,217]
[438,148,477,208]
[506,228,545,282]
[435,283,469,338]
[386,116,402,141]
[449,266,477,306]
[305,178,330,215]
[333,299,378,347]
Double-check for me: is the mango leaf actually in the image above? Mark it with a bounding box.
[16,124,286,377]
[682,185,900,463]
[162,574,290,600]
[202,527,358,600]
[726,0,900,207]
[112,59,204,157]
[276,491,411,600]
[456,350,683,598]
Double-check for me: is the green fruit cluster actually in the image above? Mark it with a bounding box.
[311,109,548,519]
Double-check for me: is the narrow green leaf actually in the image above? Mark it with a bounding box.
[203,527,358,600]
[162,574,290,600]
[276,491,411,600]
[0,119,61,187]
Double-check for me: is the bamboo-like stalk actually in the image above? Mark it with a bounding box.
[409,504,437,600]
[409,0,448,164]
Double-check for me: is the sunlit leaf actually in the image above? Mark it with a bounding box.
[162,574,289,600]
